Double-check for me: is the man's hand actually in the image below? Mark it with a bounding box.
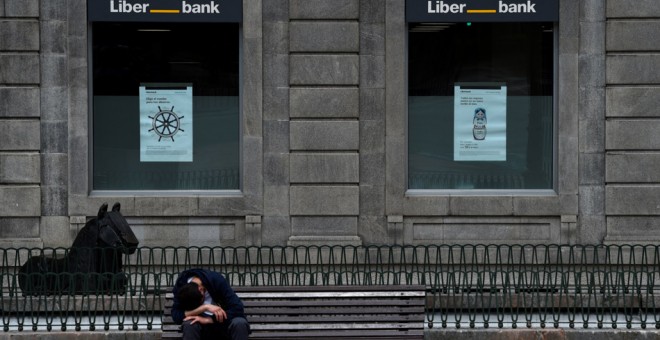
[184,315,214,325]
[183,304,227,323]
[206,304,227,323]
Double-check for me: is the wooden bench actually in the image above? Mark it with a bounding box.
[162,285,426,339]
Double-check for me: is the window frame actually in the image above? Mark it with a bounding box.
[405,21,559,195]
[68,0,263,218]
[88,21,243,194]
[384,0,577,219]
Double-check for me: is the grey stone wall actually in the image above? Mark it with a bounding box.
[1,0,658,248]
[605,0,660,243]
[262,0,290,245]
[287,0,361,245]
[0,0,42,248]
[359,0,388,244]
[577,0,606,244]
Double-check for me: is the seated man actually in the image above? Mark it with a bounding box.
[172,268,249,340]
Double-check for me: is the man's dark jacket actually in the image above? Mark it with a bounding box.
[171,268,246,325]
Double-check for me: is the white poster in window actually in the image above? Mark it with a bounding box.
[140,84,193,162]
[453,84,507,161]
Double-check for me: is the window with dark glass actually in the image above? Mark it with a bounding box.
[408,22,554,189]
[92,22,239,190]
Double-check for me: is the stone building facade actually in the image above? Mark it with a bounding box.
[0,0,658,249]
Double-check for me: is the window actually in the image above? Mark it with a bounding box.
[408,22,554,190]
[91,22,240,190]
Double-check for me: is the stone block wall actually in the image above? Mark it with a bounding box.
[605,0,660,243]
[0,0,42,247]
[286,0,362,245]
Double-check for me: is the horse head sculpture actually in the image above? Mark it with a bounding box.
[95,202,139,255]
[19,203,139,295]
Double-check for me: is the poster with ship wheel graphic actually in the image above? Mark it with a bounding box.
[139,84,193,162]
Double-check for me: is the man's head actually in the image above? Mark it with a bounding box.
[178,278,205,311]
[189,276,206,295]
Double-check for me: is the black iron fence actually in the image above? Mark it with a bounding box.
[1,244,659,332]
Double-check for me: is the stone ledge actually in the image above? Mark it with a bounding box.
[0,238,42,249]
[2,328,660,339]
[0,331,160,339]
[287,235,362,246]
[426,329,660,340]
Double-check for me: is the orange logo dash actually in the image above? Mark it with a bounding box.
[150,9,180,14]
[467,9,497,14]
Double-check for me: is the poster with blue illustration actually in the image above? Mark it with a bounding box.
[453,83,507,161]
[140,84,193,162]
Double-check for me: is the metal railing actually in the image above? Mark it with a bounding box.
[1,244,659,332]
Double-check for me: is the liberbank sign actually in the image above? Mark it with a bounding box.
[407,0,558,22]
[88,0,242,22]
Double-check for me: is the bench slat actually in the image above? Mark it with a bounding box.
[237,291,425,298]
[249,329,424,339]
[244,300,425,308]
[249,315,425,323]
[243,298,423,307]
[233,285,424,292]
[251,322,424,330]
[164,313,423,320]
[167,304,426,312]
[247,307,424,316]
[162,324,181,332]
